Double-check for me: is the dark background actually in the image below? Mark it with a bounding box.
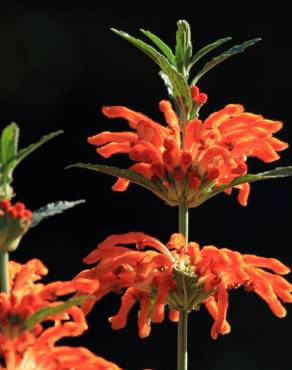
[1,1,292,369]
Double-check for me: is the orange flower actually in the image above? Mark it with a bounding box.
[79,232,292,339]
[88,96,287,206]
[0,259,121,370]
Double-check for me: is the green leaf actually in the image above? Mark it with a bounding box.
[23,296,93,331]
[0,123,19,167]
[254,167,292,178]
[140,29,176,65]
[221,166,292,189]
[189,37,232,68]
[159,71,174,97]
[0,128,63,200]
[67,163,171,203]
[191,38,261,85]
[111,28,192,118]
[13,130,63,166]
[203,166,292,203]
[30,199,85,228]
[175,20,193,75]
[0,123,19,184]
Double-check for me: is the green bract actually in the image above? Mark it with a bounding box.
[0,211,30,252]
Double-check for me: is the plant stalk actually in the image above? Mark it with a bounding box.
[0,251,9,295]
[179,201,189,266]
[177,201,189,370]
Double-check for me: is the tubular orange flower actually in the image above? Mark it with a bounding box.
[88,96,288,206]
[78,232,292,340]
[0,259,120,370]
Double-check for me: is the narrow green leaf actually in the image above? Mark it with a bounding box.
[159,71,174,97]
[256,167,292,178]
[140,29,176,65]
[0,123,19,166]
[67,163,170,203]
[30,199,85,228]
[191,38,261,85]
[24,296,92,331]
[0,128,62,200]
[189,37,232,68]
[111,28,192,117]
[175,20,193,74]
[0,123,20,187]
[203,166,292,204]
[14,130,63,166]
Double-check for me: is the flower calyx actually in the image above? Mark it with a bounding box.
[163,267,213,312]
[0,200,32,252]
[0,313,24,340]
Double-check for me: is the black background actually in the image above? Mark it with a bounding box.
[1,1,292,369]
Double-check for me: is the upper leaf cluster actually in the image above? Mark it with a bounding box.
[112,20,260,121]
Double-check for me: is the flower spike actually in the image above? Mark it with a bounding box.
[69,22,292,207]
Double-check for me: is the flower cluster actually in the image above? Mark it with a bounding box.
[77,232,292,339]
[0,259,120,370]
[88,96,287,207]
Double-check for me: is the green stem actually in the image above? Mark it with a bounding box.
[177,202,189,370]
[178,309,188,370]
[0,251,9,295]
[179,201,189,263]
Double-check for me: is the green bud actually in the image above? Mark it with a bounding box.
[0,200,31,252]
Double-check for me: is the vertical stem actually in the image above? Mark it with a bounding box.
[179,202,189,241]
[177,202,189,370]
[0,251,9,295]
[178,309,188,370]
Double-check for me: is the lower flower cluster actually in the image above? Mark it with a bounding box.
[0,259,120,370]
[78,232,292,340]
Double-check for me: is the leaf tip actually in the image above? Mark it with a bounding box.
[8,121,19,127]
[111,28,129,38]
[65,163,82,170]
[73,199,86,204]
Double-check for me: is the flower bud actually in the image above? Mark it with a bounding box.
[0,200,31,252]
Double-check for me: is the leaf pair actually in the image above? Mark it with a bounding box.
[111,28,192,123]
[68,163,292,208]
[0,123,63,199]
